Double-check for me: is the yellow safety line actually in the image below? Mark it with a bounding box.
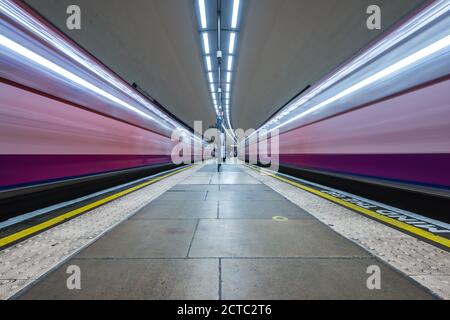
[0,166,192,248]
[245,164,450,249]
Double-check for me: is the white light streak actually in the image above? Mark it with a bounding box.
[198,0,207,29]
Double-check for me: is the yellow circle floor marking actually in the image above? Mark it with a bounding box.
[272,216,289,222]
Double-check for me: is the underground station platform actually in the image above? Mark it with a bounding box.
[1,163,448,301]
[1,0,450,310]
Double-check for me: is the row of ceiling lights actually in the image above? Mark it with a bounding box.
[197,0,241,134]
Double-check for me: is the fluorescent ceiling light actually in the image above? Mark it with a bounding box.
[226,72,232,83]
[208,72,213,83]
[210,83,215,92]
[198,0,207,29]
[202,33,210,54]
[228,56,233,71]
[225,92,230,99]
[231,0,240,28]
[211,92,216,99]
[229,33,236,54]
[206,56,212,71]
[226,83,231,92]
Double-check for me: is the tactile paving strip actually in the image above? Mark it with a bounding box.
[242,164,450,299]
[0,165,201,300]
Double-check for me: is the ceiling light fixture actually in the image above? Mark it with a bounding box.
[228,56,233,71]
[202,32,210,54]
[226,72,232,83]
[198,0,207,29]
[194,0,244,120]
[205,56,212,71]
[231,0,240,29]
[229,32,236,54]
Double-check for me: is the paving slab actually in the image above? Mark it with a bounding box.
[133,201,218,219]
[219,200,313,220]
[219,166,242,172]
[156,191,207,201]
[77,220,197,258]
[220,184,272,191]
[189,219,370,258]
[188,173,217,177]
[199,165,242,173]
[171,184,220,191]
[198,165,221,172]
[207,191,285,201]
[210,173,261,185]
[221,258,435,300]
[179,177,212,185]
[20,259,219,300]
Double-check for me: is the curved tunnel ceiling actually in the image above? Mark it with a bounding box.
[24,0,425,131]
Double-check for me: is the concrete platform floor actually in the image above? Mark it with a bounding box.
[18,164,435,300]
